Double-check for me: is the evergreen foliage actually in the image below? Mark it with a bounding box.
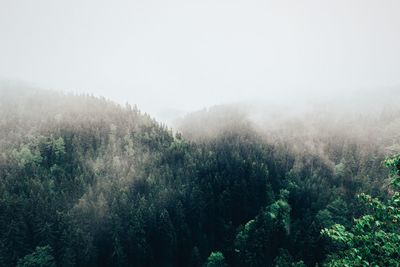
[205,252,227,267]
[322,154,400,266]
[17,246,56,267]
[0,88,397,266]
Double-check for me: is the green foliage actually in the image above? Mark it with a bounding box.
[12,144,42,167]
[322,154,400,266]
[205,251,227,267]
[17,246,56,267]
[0,89,394,267]
[273,249,306,267]
[234,190,291,267]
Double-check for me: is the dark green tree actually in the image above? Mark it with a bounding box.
[205,251,227,267]
[235,190,291,267]
[17,246,56,267]
[322,154,400,266]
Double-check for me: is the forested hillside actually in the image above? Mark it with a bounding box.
[0,87,398,266]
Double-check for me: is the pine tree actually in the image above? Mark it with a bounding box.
[205,251,227,267]
[17,245,56,267]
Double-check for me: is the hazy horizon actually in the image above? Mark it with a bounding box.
[1,2,400,265]
[1,0,400,120]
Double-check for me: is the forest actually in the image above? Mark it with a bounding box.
[0,87,399,266]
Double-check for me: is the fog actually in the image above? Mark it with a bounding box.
[1,0,400,122]
[1,3,400,264]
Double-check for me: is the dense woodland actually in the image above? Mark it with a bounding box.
[0,86,399,266]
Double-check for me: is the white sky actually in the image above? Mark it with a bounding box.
[1,0,400,119]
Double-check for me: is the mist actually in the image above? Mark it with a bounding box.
[1,0,400,121]
[1,1,400,266]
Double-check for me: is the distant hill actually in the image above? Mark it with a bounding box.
[176,88,400,155]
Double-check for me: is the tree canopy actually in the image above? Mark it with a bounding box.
[322,154,400,266]
[0,88,398,266]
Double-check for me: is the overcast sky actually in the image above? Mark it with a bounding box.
[1,0,399,119]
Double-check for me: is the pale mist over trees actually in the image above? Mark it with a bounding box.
[0,84,400,266]
[1,0,400,266]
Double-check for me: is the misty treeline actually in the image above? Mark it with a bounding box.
[0,87,399,266]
